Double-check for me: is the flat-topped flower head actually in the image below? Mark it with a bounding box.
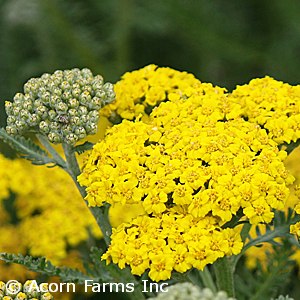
[5,68,115,145]
[80,90,294,280]
[100,64,230,123]
[80,96,293,225]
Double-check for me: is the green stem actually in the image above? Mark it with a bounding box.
[199,267,217,294]
[62,143,112,246]
[36,134,67,169]
[213,256,235,297]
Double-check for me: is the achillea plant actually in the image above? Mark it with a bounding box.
[1,65,300,300]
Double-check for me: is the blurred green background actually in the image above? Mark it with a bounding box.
[1,0,300,126]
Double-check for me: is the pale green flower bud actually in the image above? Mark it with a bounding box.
[78,106,88,116]
[74,126,87,139]
[48,132,62,143]
[70,116,81,126]
[55,102,68,114]
[39,121,50,134]
[36,105,48,118]
[5,68,115,144]
[65,133,79,144]
[48,110,57,121]
[68,98,79,108]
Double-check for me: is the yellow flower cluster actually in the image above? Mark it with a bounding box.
[0,151,143,280]
[7,158,102,263]
[229,76,300,144]
[244,148,300,271]
[80,89,294,280]
[100,64,224,122]
[102,213,242,281]
[104,66,300,146]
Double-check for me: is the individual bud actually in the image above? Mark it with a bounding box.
[55,102,68,114]
[75,126,87,139]
[54,70,64,77]
[61,80,71,90]
[48,132,62,143]
[85,121,97,134]
[33,99,43,108]
[36,105,48,118]
[70,116,81,126]
[68,98,79,108]
[7,116,16,125]
[72,88,81,98]
[80,114,88,123]
[52,87,62,97]
[81,68,93,77]
[40,92,51,105]
[81,85,92,94]
[28,114,41,126]
[48,110,57,121]
[88,110,99,121]
[4,101,14,114]
[22,100,33,112]
[65,133,79,144]
[62,91,71,101]
[79,91,92,104]
[3,296,13,300]
[19,109,31,120]
[92,75,104,89]
[49,121,60,131]
[15,119,27,131]
[39,121,50,134]
[56,114,70,124]
[95,89,106,99]
[68,108,77,117]
[78,106,88,115]
[61,124,73,136]
[89,97,103,110]
[12,106,22,115]
[13,93,25,104]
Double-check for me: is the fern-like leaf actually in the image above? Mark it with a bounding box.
[0,128,55,165]
[73,141,94,154]
[0,253,93,283]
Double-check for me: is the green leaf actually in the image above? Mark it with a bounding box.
[73,141,94,154]
[0,253,93,283]
[0,128,55,166]
[280,139,300,155]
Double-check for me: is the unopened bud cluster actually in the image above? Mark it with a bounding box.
[148,283,236,300]
[0,280,53,300]
[5,68,115,144]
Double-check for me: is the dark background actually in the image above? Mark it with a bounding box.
[1,0,300,128]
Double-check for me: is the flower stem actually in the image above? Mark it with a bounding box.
[199,267,217,294]
[213,256,235,297]
[36,134,67,169]
[62,143,112,246]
